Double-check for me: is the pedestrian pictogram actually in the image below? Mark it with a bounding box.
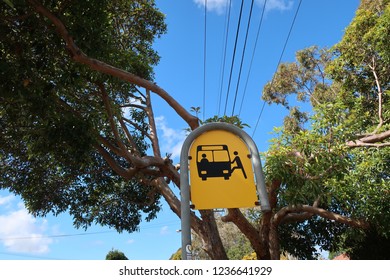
[231,151,247,179]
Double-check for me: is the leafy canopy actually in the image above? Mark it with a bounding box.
[105,249,129,260]
[261,0,389,258]
[0,0,166,232]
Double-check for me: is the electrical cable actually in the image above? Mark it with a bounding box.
[0,230,115,241]
[217,0,232,116]
[231,0,255,116]
[223,0,245,116]
[251,0,303,137]
[0,219,180,242]
[238,0,268,116]
[0,251,64,260]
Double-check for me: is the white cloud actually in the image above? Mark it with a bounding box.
[258,0,293,12]
[194,0,293,14]
[155,116,186,160]
[126,239,135,244]
[194,0,229,14]
[0,200,53,254]
[90,240,105,246]
[160,226,169,235]
[0,195,14,207]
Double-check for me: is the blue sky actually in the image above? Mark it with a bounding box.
[0,0,360,260]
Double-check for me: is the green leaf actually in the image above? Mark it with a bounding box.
[2,0,14,8]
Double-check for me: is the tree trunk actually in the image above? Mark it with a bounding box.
[260,180,280,260]
[269,221,280,260]
[222,208,268,259]
[258,211,272,260]
[199,210,228,259]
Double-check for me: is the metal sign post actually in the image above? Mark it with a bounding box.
[180,123,270,260]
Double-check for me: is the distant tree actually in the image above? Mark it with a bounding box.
[106,249,129,260]
[202,115,249,129]
[169,248,181,260]
[191,212,254,260]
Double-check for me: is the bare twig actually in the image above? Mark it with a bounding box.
[145,89,162,157]
[97,82,122,144]
[369,56,384,133]
[120,103,147,111]
[118,118,142,157]
[121,117,153,142]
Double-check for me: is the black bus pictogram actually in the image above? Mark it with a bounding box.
[196,145,247,181]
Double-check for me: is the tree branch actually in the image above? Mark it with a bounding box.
[94,143,136,180]
[279,198,320,224]
[97,82,123,145]
[221,208,264,258]
[121,117,153,142]
[150,178,204,236]
[273,204,369,229]
[369,56,384,133]
[145,89,162,158]
[27,0,200,130]
[347,130,390,148]
[269,203,370,260]
[198,209,228,259]
[118,117,143,157]
[347,141,390,148]
[97,135,124,158]
[120,103,147,111]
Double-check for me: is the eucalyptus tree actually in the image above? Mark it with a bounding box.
[106,249,129,260]
[261,0,389,259]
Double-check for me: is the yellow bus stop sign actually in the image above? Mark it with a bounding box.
[189,129,258,210]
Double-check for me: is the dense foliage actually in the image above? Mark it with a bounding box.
[106,249,129,260]
[0,0,166,232]
[262,0,389,258]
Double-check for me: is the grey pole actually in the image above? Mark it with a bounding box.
[180,143,192,260]
[180,123,270,260]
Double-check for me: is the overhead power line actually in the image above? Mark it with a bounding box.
[231,0,255,116]
[217,0,232,116]
[0,230,115,241]
[238,0,268,116]
[223,0,245,116]
[0,219,181,242]
[0,251,63,260]
[252,0,303,137]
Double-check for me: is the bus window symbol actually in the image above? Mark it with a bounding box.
[196,145,247,181]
